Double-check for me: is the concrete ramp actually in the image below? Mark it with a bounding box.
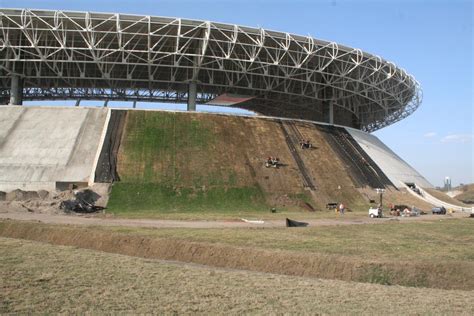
[345,128,432,189]
[0,106,109,191]
[401,182,472,212]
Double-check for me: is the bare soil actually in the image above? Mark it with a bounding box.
[0,207,466,229]
[0,183,110,215]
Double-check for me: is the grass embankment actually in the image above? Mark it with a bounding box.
[1,219,473,290]
[2,237,473,314]
[108,111,268,215]
[107,218,474,262]
[109,184,266,216]
[425,188,471,207]
[454,184,474,204]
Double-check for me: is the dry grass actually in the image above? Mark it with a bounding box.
[110,111,372,216]
[1,219,473,290]
[104,217,474,262]
[426,188,471,207]
[1,237,473,315]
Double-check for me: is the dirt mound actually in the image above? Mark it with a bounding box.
[0,186,109,215]
[6,189,39,201]
[1,220,472,290]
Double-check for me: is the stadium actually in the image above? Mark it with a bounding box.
[1,8,462,211]
[0,8,422,132]
[1,7,473,313]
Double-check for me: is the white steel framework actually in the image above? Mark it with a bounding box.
[0,9,422,132]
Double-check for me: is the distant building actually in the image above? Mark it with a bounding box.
[443,177,452,191]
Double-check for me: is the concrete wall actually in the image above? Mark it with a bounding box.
[345,128,433,188]
[0,106,108,191]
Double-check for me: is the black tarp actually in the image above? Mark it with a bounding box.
[286,218,309,227]
[95,110,127,183]
[60,189,105,213]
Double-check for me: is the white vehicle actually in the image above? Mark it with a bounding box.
[369,207,383,218]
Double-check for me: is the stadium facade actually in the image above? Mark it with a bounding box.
[0,9,421,132]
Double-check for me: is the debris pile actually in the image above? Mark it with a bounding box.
[0,187,107,214]
[60,189,105,213]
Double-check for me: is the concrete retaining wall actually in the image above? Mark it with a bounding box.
[0,106,108,191]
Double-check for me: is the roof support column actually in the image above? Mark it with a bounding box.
[187,81,197,111]
[329,101,334,124]
[9,75,23,105]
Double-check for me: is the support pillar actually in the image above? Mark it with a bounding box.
[104,99,109,108]
[9,75,23,105]
[133,100,137,108]
[75,99,81,107]
[187,82,197,111]
[328,101,334,125]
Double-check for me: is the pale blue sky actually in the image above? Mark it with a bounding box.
[2,0,472,186]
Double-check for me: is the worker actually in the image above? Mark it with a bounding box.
[339,202,345,215]
[266,157,272,168]
[300,139,312,149]
[265,157,280,168]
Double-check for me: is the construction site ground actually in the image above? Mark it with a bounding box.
[0,206,468,228]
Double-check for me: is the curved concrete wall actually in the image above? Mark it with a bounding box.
[0,106,108,191]
[345,128,432,188]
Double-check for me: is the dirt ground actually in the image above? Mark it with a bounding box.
[0,206,467,229]
[1,237,472,314]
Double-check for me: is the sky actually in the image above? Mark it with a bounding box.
[1,0,472,187]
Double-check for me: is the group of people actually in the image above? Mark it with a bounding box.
[299,139,312,149]
[264,137,314,168]
[265,157,280,168]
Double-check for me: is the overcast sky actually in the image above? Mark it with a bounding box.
[2,0,472,187]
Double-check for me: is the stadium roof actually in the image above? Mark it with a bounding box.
[0,8,422,131]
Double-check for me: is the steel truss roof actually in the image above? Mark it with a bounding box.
[0,8,422,132]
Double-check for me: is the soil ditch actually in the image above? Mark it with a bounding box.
[0,220,472,291]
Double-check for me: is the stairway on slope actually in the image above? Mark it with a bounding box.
[342,131,395,188]
[279,120,316,190]
[317,125,392,189]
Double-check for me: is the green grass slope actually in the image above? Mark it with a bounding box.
[108,111,268,215]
